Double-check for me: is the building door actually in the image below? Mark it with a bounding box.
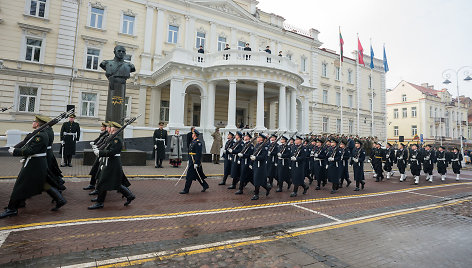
[236,108,246,128]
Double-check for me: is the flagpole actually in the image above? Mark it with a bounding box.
[356,33,360,136]
[370,38,374,138]
[339,26,343,135]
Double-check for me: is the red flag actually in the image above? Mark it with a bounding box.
[358,38,365,66]
[339,28,344,62]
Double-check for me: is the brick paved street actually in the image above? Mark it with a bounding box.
[0,159,471,267]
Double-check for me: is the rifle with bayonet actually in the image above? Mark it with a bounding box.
[268,130,287,153]
[95,114,142,150]
[1,105,13,112]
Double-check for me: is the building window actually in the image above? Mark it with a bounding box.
[90,7,104,29]
[322,90,328,104]
[348,120,353,134]
[394,126,399,136]
[335,67,340,81]
[286,54,292,60]
[435,108,438,118]
[17,86,38,113]
[25,38,42,62]
[394,108,399,119]
[29,0,47,18]
[122,14,135,35]
[237,41,245,50]
[368,75,372,89]
[348,70,353,84]
[217,36,226,51]
[85,48,100,70]
[300,57,306,72]
[322,63,328,77]
[336,119,341,133]
[411,107,417,118]
[411,125,417,136]
[402,94,407,102]
[429,106,433,117]
[160,100,170,122]
[322,117,329,132]
[348,95,353,108]
[336,92,341,106]
[402,108,407,118]
[124,97,131,118]
[196,32,205,49]
[430,125,433,137]
[168,25,179,44]
[81,92,97,117]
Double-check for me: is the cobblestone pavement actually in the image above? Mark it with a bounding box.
[0,162,471,267]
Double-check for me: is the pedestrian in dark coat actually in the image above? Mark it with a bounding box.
[179,129,209,194]
[235,133,254,194]
[383,143,395,179]
[409,144,422,185]
[436,146,448,181]
[219,132,234,185]
[289,136,309,197]
[313,139,327,190]
[228,131,244,189]
[339,140,352,188]
[60,114,80,167]
[350,140,366,191]
[210,127,223,164]
[153,122,168,168]
[450,148,463,180]
[85,122,109,192]
[327,139,342,194]
[276,136,292,192]
[169,130,183,167]
[266,134,279,186]
[249,134,271,200]
[396,143,409,182]
[422,145,436,182]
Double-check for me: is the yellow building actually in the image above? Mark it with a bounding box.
[386,81,469,144]
[0,0,386,149]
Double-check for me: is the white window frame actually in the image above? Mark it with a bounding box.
[348,120,353,134]
[237,41,246,51]
[335,67,340,81]
[300,56,307,73]
[429,106,433,118]
[168,25,179,44]
[322,90,328,104]
[24,37,43,63]
[196,31,206,49]
[322,62,328,77]
[322,117,329,132]
[348,70,353,84]
[394,108,399,119]
[336,92,341,107]
[348,94,353,108]
[217,36,226,51]
[21,33,46,64]
[160,100,170,122]
[80,91,99,118]
[124,96,132,118]
[87,2,107,30]
[394,126,399,136]
[336,119,341,133]
[402,94,407,102]
[411,125,417,136]
[25,0,49,19]
[84,47,101,71]
[411,107,417,118]
[15,84,41,113]
[402,108,408,118]
[120,12,136,36]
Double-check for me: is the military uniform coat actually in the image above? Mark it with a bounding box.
[89,132,108,179]
[253,142,268,187]
[60,121,80,155]
[11,130,49,201]
[291,145,307,186]
[436,151,448,175]
[450,152,463,174]
[383,147,395,172]
[350,147,366,182]
[210,131,223,155]
[371,148,385,176]
[305,144,314,178]
[340,148,350,180]
[312,146,327,182]
[223,139,234,177]
[396,148,408,174]
[266,142,278,179]
[230,140,243,179]
[153,129,168,160]
[409,149,422,176]
[422,149,436,175]
[327,146,342,184]
[96,136,129,192]
[45,127,65,189]
[239,142,254,185]
[277,144,292,183]
[186,138,203,181]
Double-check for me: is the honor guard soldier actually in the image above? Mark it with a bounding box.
[450,147,463,181]
[276,135,292,192]
[60,114,80,167]
[289,136,309,197]
[1,115,67,218]
[228,131,244,189]
[327,138,342,194]
[313,138,327,190]
[43,115,66,191]
[339,140,352,188]
[249,133,272,200]
[371,142,385,181]
[219,132,234,185]
[84,122,109,192]
[89,121,135,209]
[396,143,409,182]
[350,140,366,191]
[267,134,279,187]
[153,122,168,168]
[384,143,396,179]
[179,129,209,194]
[409,144,422,185]
[422,145,436,182]
[235,133,254,195]
[305,138,315,185]
[436,146,448,181]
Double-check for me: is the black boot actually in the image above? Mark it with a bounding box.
[91,197,98,202]
[46,187,67,211]
[361,181,365,189]
[251,194,259,200]
[276,185,283,192]
[290,186,299,197]
[346,179,351,187]
[119,185,135,206]
[302,184,309,195]
[89,189,99,195]
[219,175,227,185]
[0,208,18,218]
[88,203,104,209]
[227,184,236,189]
[83,184,95,190]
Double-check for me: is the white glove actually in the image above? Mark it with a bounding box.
[354,158,358,163]
[90,142,94,146]
[194,164,198,169]
[367,159,371,163]
[314,153,319,157]
[228,149,233,153]
[268,152,271,157]
[93,148,99,156]
[291,156,296,161]
[92,145,97,150]
[154,145,157,149]
[61,141,65,145]
[277,153,282,157]
[165,145,167,149]
[238,153,243,157]
[328,157,334,161]
[250,155,256,161]
[8,147,14,155]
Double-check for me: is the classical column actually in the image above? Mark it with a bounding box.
[303,98,310,133]
[184,16,195,51]
[137,86,147,126]
[153,8,166,70]
[149,87,162,127]
[141,5,154,71]
[278,85,287,131]
[168,78,185,128]
[227,79,237,129]
[290,89,297,131]
[255,80,266,130]
[207,81,216,129]
[286,92,290,129]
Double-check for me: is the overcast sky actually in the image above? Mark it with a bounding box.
[257,0,472,97]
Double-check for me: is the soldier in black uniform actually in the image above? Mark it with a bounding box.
[89,121,135,209]
[422,144,436,182]
[396,143,409,182]
[266,134,278,187]
[153,122,168,168]
[450,147,463,181]
[313,138,327,190]
[409,144,422,185]
[371,142,385,182]
[350,140,366,191]
[228,131,243,189]
[1,115,67,218]
[43,116,66,191]
[383,143,396,179]
[290,136,309,197]
[60,114,80,167]
[327,138,342,194]
[250,134,272,200]
[436,146,448,181]
[305,138,315,185]
[179,129,209,194]
[84,122,109,191]
[339,140,351,188]
[218,132,234,185]
[276,135,291,192]
[235,133,254,195]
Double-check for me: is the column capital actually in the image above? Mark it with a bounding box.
[257,80,266,85]
[228,79,238,84]
[279,84,286,89]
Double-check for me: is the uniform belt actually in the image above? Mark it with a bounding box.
[47,146,52,150]
[375,156,382,159]
[189,153,196,155]
[24,153,47,167]
[314,158,321,161]
[63,132,77,136]
[156,139,165,141]
[115,154,121,157]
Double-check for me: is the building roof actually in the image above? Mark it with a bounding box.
[407,82,439,97]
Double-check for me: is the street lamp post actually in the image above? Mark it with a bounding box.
[442,66,472,165]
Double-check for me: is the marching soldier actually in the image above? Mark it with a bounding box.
[84,122,109,192]
[384,143,396,179]
[153,122,168,168]
[308,139,317,185]
[327,138,342,194]
[60,114,80,167]
[422,145,436,182]
[266,134,279,187]
[290,136,309,197]
[250,134,272,200]
[396,143,409,182]
[305,138,315,185]
[89,121,135,209]
[179,129,209,194]
[44,117,66,191]
[339,140,351,188]
[218,132,234,185]
[371,142,385,182]
[436,146,448,181]
[276,135,292,192]
[228,131,244,189]
[409,144,422,185]
[450,147,463,181]
[1,115,67,218]
[313,138,327,190]
[235,133,254,195]
[350,140,366,191]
